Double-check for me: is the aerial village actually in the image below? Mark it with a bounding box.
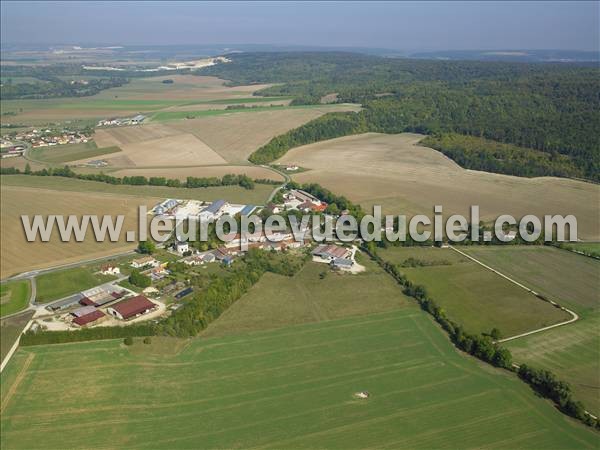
[28,188,363,333]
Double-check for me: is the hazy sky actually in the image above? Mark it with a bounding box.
[1,1,598,51]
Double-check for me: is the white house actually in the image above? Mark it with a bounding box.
[175,241,189,255]
[131,256,159,269]
[100,265,120,276]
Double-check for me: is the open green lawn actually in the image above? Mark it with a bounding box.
[461,245,600,416]
[0,280,30,317]
[204,254,412,337]
[0,175,274,204]
[1,309,596,449]
[35,267,115,303]
[378,247,571,337]
[28,141,121,164]
[462,245,599,312]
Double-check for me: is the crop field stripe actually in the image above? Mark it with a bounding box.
[0,352,34,415]
[3,360,451,433]
[197,310,420,347]
[16,347,434,401]
[137,377,476,449]
[3,310,597,448]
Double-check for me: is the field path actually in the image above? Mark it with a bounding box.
[1,352,34,413]
[448,246,579,342]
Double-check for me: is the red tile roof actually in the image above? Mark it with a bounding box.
[79,297,97,307]
[111,295,156,320]
[73,310,104,326]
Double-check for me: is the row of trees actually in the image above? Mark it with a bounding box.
[1,165,273,190]
[0,76,128,100]
[362,242,598,429]
[20,323,155,345]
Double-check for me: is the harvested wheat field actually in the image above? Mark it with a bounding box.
[73,131,225,167]
[278,133,600,240]
[0,186,159,278]
[111,165,284,181]
[167,104,361,163]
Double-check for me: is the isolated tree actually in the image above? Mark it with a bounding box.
[24,163,31,174]
[123,337,133,346]
[490,328,502,340]
[138,240,155,254]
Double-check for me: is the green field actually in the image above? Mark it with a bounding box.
[150,104,341,122]
[0,311,33,362]
[35,267,115,303]
[28,141,121,164]
[0,175,275,204]
[557,242,600,259]
[204,255,411,337]
[506,311,600,416]
[377,247,571,337]
[1,309,596,449]
[462,246,599,312]
[461,245,600,416]
[0,280,30,317]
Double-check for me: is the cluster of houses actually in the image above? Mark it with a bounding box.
[97,114,146,127]
[9,128,91,149]
[152,199,257,222]
[271,189,328,214]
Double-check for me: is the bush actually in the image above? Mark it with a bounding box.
[123,337,134,346]
[143,337,151,345]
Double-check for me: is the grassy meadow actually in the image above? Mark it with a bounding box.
[461,245,600,415]
[462,246,599,312]
[204,255,412,337]
[0,280,30,317]
[1,309,597,449]
[35,267,115,303]
[377,246,571,337]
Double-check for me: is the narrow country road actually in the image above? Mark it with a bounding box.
[448,245,579,342]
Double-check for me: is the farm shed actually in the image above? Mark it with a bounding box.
[71,305,97,318]
[312,244,351,260]
[73,310,105,327]
[331,258,354,270]
[46,294,83,312]
[107,295,157,321]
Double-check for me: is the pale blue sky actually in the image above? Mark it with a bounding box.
[1,1,598,51]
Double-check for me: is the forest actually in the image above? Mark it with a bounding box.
[202,52,599,181]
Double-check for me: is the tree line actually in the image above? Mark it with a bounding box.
[0,165,281,190]
[362,242,599,429]
[202,52,599,182]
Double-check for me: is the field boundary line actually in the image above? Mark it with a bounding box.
[0,352,34,414]
[0,319,34,374]
[448,246,579,342]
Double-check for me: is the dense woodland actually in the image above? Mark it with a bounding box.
[202,52,599,181]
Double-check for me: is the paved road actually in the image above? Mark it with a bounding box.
[1,249,137,283]
[263,165,291,203]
